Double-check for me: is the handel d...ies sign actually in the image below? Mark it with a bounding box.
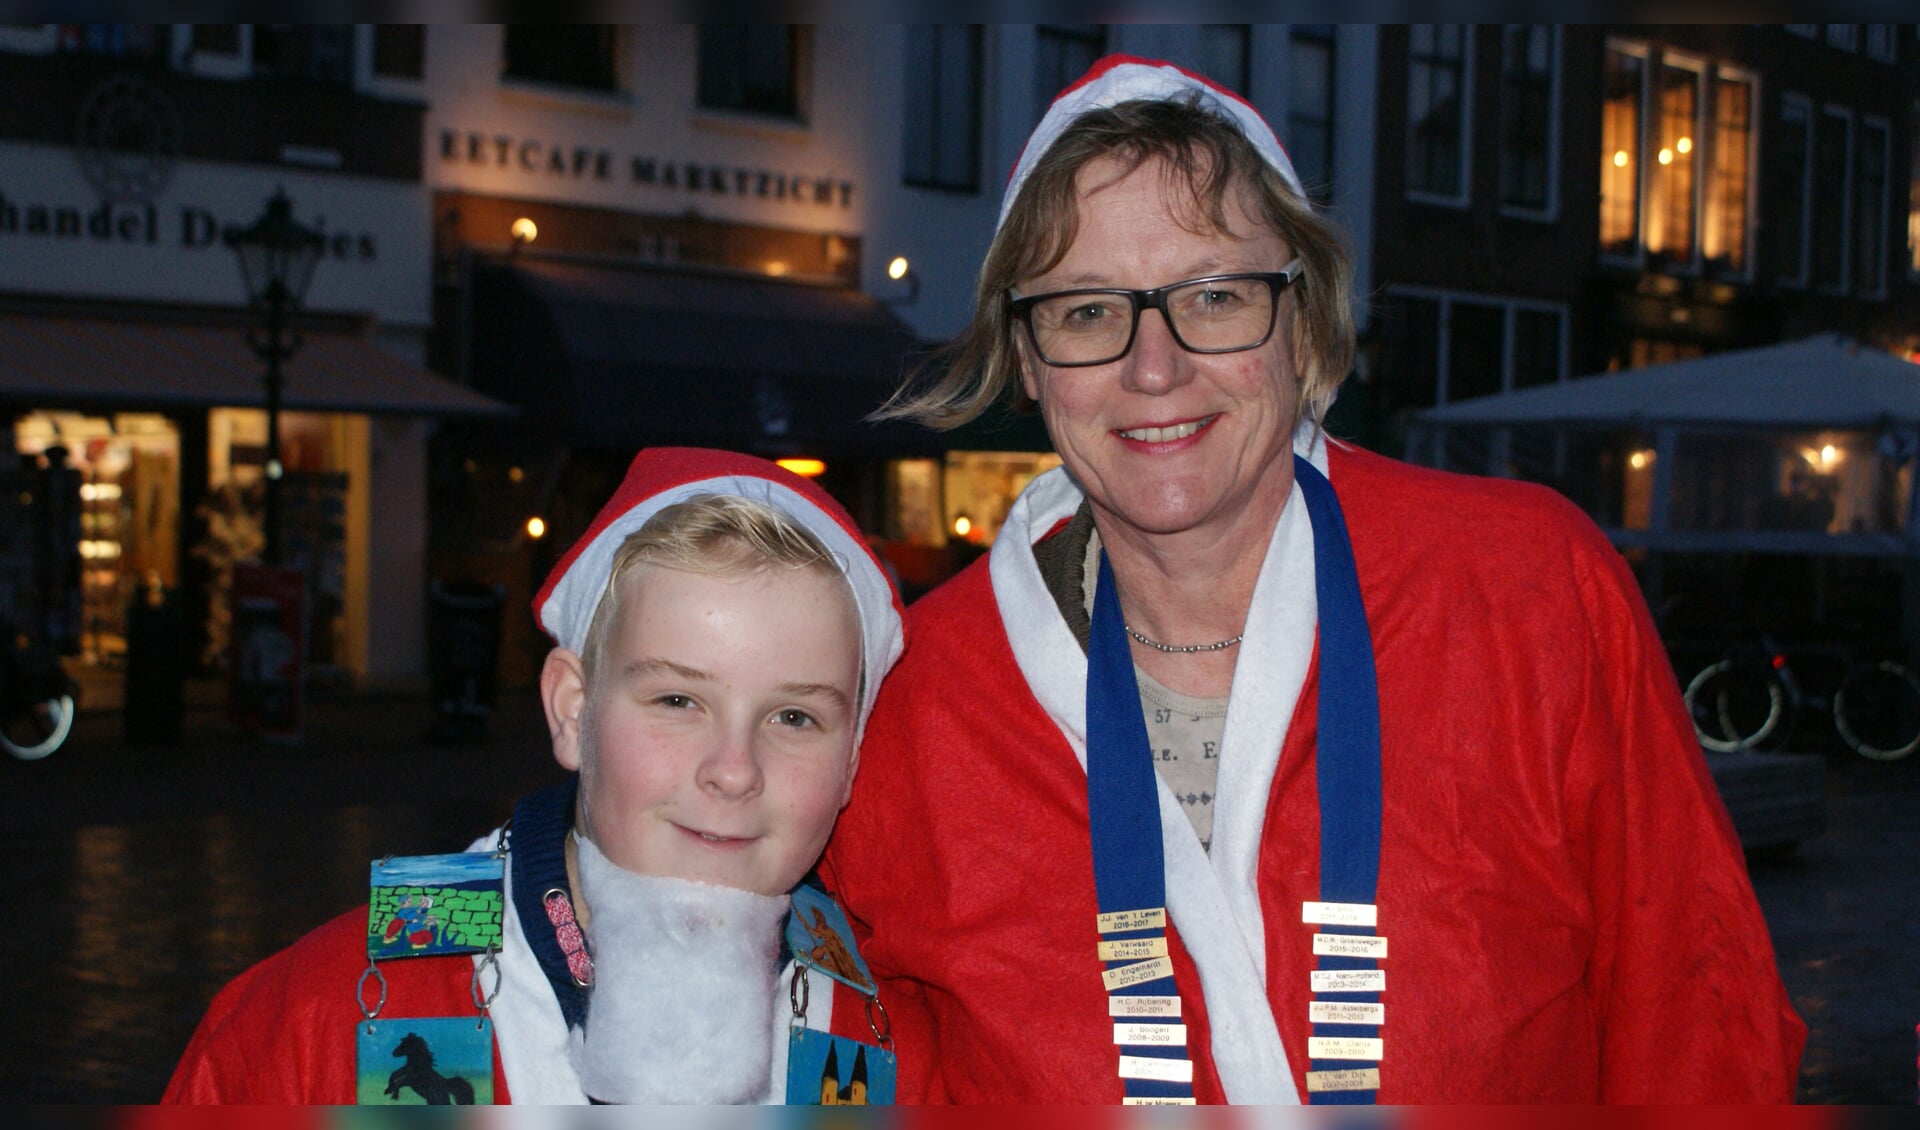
[0,191,379,262]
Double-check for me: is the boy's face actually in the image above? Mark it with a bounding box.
[563,562,862,897]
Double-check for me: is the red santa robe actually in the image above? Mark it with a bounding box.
[823,435,1804,1103]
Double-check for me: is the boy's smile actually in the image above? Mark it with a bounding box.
[563,562,862,897]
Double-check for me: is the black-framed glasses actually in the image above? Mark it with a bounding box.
[1008,259,1304,367]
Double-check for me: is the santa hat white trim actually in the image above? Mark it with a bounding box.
[1000,54,1306,231]
[535,449,905,749]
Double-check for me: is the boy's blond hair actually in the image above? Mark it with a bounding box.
[577,493,850,685]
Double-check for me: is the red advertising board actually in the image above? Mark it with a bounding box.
[229,563,307,741]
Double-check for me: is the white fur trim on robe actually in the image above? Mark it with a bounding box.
[988,425,1327,1105]
[465,829,836,1104]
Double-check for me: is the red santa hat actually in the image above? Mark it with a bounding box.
[1000,53,1306,231]
[533,448,906,741]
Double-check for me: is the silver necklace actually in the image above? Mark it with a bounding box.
[1123,624,1245,653]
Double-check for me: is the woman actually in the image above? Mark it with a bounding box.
[823,56,1802,1103]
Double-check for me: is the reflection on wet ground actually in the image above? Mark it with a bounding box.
[1745,747,1920,1104]
[0,690,564,1103]
[1,689,1913,1102]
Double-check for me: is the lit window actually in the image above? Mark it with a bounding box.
[1599,45,1644,256]
[1407,24,1470,203]
[1909,102,1920,276]
[1703,72,1753,276]
[1645,60,1700,264]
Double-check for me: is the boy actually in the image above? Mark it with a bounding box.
[164,448,905,1104]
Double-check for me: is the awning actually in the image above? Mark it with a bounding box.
[1414,334,1920,429]
[468,259,944,458]
[0,313,513,418]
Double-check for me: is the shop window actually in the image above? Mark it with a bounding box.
[903,25,982,192]
[698,25,800,118]
[252,24,354,85]
[1194,24,1250,95]
[1645,59,1700,267]
[12,412,179,667]
[1034,25,1105,118]
[1813,106,1853,293]
[1499,25,1556,217]
[1406,24,1470,204]
[372,25,424,79]
[1855,116,1890,297]
[1599,43,1644,257]
[1287,24,1335,203]
[1775,96,1813,286]
[941,451,1062,548]
[504,25,617,93]
[1703,72,1753,277]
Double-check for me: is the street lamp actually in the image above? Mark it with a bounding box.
[226,188,325,565]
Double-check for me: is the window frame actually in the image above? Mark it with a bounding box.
[1815,103,1855,296]
[1908,98,1920,280]
[1702,65,1757,281]
[1286,23,1336,205]
[1644,50,1706,273]
[498,25,623,98]
[1497,23,1561,222]
[902,24,984,194]
[1864,24,1897,62]
[1195,23,1251,97]
[1776,93,1815,289]
[1855,113,1892,299]
[1599,37,1650,267]
[695,25,805,122]
[1385,285,1570,406]
[1404,23,1475,209]
[1033,24,1107,120]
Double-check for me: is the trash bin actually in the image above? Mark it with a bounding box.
[125,578,185,746]
[428,580,505,744]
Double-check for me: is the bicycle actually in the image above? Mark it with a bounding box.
[1,619,77,761]
[1684,636,1920,761]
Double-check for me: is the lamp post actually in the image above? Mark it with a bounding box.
[225,188,324,565]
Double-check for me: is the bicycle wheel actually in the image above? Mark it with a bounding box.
[1834,662,1920,761]
[1685,661,1786,753]
[1,693,74,761]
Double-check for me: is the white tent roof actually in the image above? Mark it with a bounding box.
[1416,334,1920,429]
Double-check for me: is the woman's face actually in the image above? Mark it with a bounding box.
[1016,155,1303,544]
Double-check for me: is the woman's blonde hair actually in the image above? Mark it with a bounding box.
[875,95,1356,431]
[579,493,849,684]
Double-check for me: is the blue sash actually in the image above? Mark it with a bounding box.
[1086,454,1382,1104]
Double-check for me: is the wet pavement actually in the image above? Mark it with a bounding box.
[1,683,1915,1103]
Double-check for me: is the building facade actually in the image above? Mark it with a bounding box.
[0,24,500,689]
